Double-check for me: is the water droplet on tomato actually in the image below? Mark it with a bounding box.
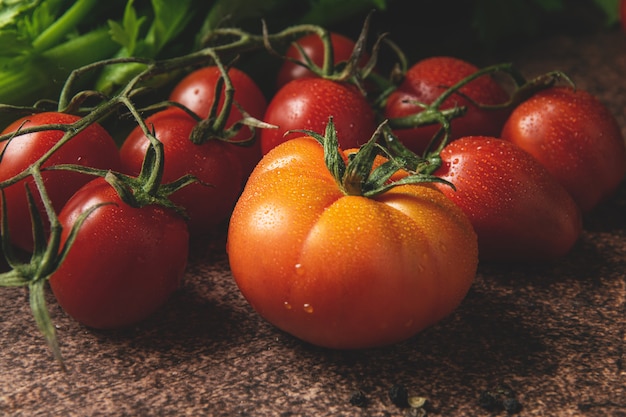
[284,301,292,310]
[303,303,314,313]
[294,263,305,275]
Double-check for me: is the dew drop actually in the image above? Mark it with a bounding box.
[284,301,292,310]
[294,263,305,275]
[303,303,314,313]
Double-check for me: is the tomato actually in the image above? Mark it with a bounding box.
[120,108,244,236]
[0,112,122,252]
[260,78,377,154]
[384,56,510,155]
[500,86,626,213]
[433,136,582,262]
[49,177,189,329]
[227,136,478,349]
[276,32,369,90]
[169,66,267,179]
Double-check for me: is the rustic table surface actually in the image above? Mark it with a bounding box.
[1,26,626,417]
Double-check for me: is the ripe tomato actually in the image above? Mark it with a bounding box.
[169,66,267,179]
[384,56,510,155]
[49,177,189,329]
[276,32,369,90]
[500,86,626,213]
[0,112,122,252]
[260,78,377,154]
[227,136,478,349]
[120,108,244,236]
[433,136,582,262]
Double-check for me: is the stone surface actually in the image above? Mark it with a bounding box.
[2,29,626,417]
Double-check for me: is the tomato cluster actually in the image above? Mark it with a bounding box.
[1,23,624,355]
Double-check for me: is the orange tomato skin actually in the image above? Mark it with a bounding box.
[227,137,478,349]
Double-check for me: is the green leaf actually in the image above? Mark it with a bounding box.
[108,0,146,54]
[0,29,33,58]
[145,0,196,53]
[0,0,40,29]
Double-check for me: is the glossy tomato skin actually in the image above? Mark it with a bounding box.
[169,66,267,179]
[384,56,510,155]
[276,32,368,90]
[260,78,377,155]
[0,112,122,252]
[434,136,582,262]
[500,86,626,213]
[49,177,189,329]
[120,108,244,236]
[227,137,478,349]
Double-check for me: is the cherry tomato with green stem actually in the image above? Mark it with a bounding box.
[49,176,189,329]
[276,32,370,90]
[169,66,267,179]
[384,56,511,155]
[120,108,244,236]
[0,112,122,252]
[500,85,626,213]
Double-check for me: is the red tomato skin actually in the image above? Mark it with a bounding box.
[228,137,478,349]
[260,78,377,155]
[276,32,368,89]
[120,109,243,236]
[434,136,582,262]
[384,56,510,155]
[500,86,626,213]
[49,177,189,329]
[169,66,267,179]
[0,112,122,252]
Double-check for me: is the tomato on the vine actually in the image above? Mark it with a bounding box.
[169,66,268,179]
[276,32,369,90]
[49,177,189,329]
[384,56,510,155]
[500,86,626,213]
[227,134,478,349]
[120,108,244,236]
[433,136,582,262]
[0,112,121,252]
[260,77,377,154]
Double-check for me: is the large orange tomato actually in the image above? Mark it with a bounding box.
[227,130,478,349]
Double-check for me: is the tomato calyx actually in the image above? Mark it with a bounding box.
[384,62,518,132]
[180,59,274,147]
[305,118,451,198]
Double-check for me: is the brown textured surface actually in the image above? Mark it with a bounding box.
[2,30,626,417]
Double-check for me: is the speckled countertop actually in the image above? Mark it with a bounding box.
[1,28,626,417]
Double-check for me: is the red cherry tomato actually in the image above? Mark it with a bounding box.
[0,112,121,252]
[434,136,582,262]
[260,77,377,155]
[500,86,626,213]
[276,32,369,90]
[384,56,510,155]
[169,66,267,179]
[49,177,189,329]
[120,109,244,236]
